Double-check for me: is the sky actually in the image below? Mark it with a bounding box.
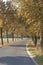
[3,0,21,9]
[3,0,12,2]
[3,0,7,2]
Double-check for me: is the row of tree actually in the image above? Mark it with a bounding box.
[21,0,43,50]
[0,0,26,45]
[0,0,43,51]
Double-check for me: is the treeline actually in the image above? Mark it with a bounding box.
[0,0,43,51]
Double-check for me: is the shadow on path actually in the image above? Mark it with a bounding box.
[0,56,36,65]
[9,45,26,47]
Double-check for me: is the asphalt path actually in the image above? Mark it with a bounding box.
[0,38,37,65]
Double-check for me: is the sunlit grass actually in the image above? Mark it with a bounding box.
[28,39,43,65]
[0,44,2,48]
[0,38,22,48]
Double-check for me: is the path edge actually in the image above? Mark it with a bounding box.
[26,40,38,65]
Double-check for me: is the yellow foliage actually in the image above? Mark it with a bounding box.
[0,19,3,27]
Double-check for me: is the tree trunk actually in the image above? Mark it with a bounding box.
[6,29,9,43]
[0,28,3,45]
[40,20,43,52]
[12,32,14,42]
[41,36,43,50]
[34,36,37,47]
[32,35,37,47]
[21,33,23,39]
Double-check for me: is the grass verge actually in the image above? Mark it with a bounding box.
[27,39,43,65]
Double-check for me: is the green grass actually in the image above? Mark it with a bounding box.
[28,40,43,65]
[28,47,43,65]
[35,55,43,65]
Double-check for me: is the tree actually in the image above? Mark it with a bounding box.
[0,0,6,45]
[21,0,43,49]
[3,1,17,42]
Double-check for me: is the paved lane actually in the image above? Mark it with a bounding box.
[0,38,37,65]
